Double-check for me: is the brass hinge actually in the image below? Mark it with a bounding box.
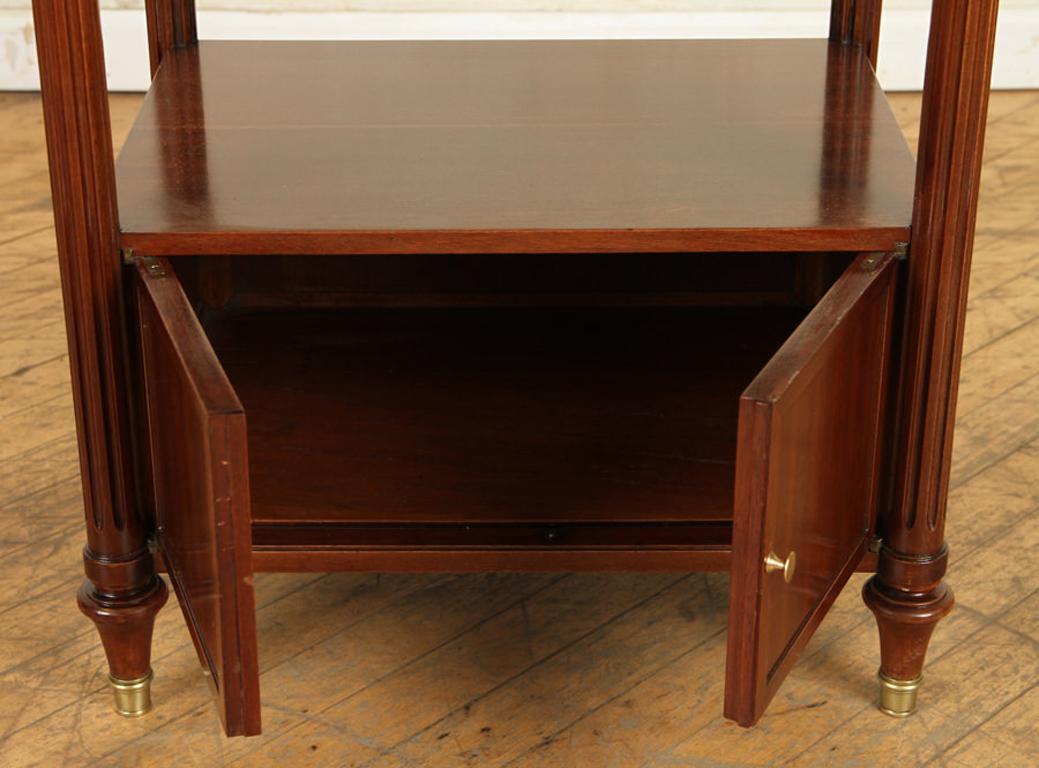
[139,255,167,279]
[864,243,908,272]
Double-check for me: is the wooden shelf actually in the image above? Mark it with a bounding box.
[116,39,915,256]
[201,305,807,534]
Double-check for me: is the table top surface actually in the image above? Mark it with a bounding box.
[115,39,916,255]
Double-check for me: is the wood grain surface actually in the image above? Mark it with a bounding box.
[114,39,915,256]
[0,90,1037,766]
[136,257,260,737]
[726,252,898,726]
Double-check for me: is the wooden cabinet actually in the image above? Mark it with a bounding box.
[32,0,999,738]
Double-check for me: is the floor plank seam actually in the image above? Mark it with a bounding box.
[0,574,343,740]
[0,224,54,251]
[0,573,430,756]
[923,680,1039,766]
[949,371,1039,483]
[90,574,566,766]
[0,473,82,514]
[967,260,1039,305]
[498,625,731,768]
[771,610,999,766]
[0,392,72,430]
[354,574,693,768]
[0,519,86,562]
[0,352,68,383]
[0,431,79,469]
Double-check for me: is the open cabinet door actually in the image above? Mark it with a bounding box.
[725,251,898,726]
[135,257,262,736]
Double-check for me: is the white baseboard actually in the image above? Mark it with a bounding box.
[2,9,1037,92]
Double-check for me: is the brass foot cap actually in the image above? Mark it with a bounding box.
[109,669,154,717]
[878,670,922,718]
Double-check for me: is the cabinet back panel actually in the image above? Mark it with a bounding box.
[198,305,807,527]
[177,252,835,310]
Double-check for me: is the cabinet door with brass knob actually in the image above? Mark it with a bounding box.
[725,252,898,726]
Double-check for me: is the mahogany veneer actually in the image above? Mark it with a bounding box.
[115,39,915,255]
[211,305,803,527]
[31,0,999,741]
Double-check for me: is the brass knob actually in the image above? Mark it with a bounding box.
[763,550,797,583]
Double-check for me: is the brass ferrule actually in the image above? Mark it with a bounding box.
[878,669,922,718]
[109,669,154,717]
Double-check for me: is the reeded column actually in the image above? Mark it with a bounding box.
[830,0,883,67]
[32,0,168,716]
[863,0,999,717]
[145,0,198,75]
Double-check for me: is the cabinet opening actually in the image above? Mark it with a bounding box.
[171,252,851,559]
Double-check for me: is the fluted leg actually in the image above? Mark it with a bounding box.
[32,0,172,719]
[865,0,998,719]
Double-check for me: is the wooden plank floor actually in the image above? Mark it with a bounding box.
[0,90,1037,767]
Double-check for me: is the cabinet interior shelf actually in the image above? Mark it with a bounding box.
[115,38,916,257]
[199,302,807,566]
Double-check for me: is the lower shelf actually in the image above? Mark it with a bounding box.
[247,548,881,577]
[202,305,807,537]
[250,520,734,572]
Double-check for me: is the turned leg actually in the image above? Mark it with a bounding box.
[863,547,954,716]
[78,550,168,715]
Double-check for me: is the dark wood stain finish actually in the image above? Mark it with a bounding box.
[115,39,915,256]
[206,305,803,527]
[864,0,1000,693]
[135,258,261,737]
[31,0,998,739]
[830,0,884,67]
[144,0,197,75]
[32,0,168,688]
[726,252,898,726]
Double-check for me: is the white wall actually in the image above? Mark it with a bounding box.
[0,1,1032,9]
[2,1,1037,91]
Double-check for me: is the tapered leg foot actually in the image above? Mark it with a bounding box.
[863,545,954,718]
[78,548,169,717]
[109,669,154,717]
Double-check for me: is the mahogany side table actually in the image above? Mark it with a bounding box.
[31,0,998,735]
